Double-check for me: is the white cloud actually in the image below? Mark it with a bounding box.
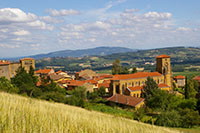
[40,16,63,23]
[0,8,37,23]
[47,9,80,17]
[13,30,30,36]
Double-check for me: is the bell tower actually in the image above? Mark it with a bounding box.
[156,55,172,89]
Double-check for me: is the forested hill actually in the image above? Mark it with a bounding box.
[36,46,200,72]
[30,46,135,59]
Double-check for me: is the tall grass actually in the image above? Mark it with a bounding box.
[0,92,180,133]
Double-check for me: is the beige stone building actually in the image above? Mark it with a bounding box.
[0,58,35,80]
[110,55,172,97]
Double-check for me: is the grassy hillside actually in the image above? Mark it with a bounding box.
[0,92,183,133]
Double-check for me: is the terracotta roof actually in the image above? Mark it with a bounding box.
[35,69,52,74]
[156,55,170,58]
[174,75,186,79]
[20,58,34,61]
[58,79,69,84]
[98,80,111,88]
[193,76,200,81]
[111,72,162,80]
[107,94,144,107]
[0,61,10,65]
[158,83,169,88]
[66,80,86,86]
[127,86,143,91]
[85,79,98,84]
[56,70,63,74]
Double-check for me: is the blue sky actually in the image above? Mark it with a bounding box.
[0,0,200,57]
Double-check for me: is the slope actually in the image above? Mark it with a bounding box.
[0,92,180,133]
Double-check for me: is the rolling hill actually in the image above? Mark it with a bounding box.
[0,92,186,133]
[30,46,136,59]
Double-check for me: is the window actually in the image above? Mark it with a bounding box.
[132,82,134,87]
[135,82,137,86]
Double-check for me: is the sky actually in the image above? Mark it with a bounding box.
[0,0,200,58]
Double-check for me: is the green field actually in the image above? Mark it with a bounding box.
[0,92,194,133]
[173,71,200,79]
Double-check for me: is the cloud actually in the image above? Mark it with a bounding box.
[0,8,37,23]
[40,16,64,23]
[13,30,30,36]
[46,9,80,17]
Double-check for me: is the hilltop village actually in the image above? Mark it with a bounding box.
[1,55,199,108]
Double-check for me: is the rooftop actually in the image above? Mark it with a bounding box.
[156,55,170,58]
[111,72,162,80]
[20,58,34,61]
[107,94,144,107]
[174,75,186,79]
[35,69,52,74]
[0,60,10,65]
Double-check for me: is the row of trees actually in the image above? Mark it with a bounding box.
[112,59,137,75]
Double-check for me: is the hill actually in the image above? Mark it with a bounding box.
[30,46,135,59]
[36,46,200,72]
[0,92,183,133]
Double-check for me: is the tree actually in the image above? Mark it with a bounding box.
[120,66,129,74]
[66,86,87,107]
[29,66,38,85]
[97,86,106,97]
[112,59,121,75]
[0,77,19,93]
[11,66,41,97]
[155,110,181,127]
[131,67,137,74]
[185,79,198,99]
[178,108,200,128]
[143,77,159,101]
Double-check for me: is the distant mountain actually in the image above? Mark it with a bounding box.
[29,47,136,59]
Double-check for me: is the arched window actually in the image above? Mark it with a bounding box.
[122,84,125,94]
[139,81,140,86]
[134,94,136,97]
[137,94,139,97]
[135,82,137,86]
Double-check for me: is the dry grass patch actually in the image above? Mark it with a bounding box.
[0,92,181,133]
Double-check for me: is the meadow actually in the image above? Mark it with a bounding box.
[0,92,184,133]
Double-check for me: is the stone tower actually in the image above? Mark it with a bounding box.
[20,58,35,72]
[156,55,172,90]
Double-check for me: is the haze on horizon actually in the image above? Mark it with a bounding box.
[0,0,200,58]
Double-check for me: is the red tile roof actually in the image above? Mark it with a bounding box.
[156,55,170,58]
[98,80,111,88]
[127,86,143,91]
[56,70,63,74]
[0,61,10,65]
[174,75,186,79]
[66,80,86,86]
[20,58,34,61]
[35,69,52,74]
[107,94,144,107]
[193,76,200,81]
[111,72,162,80]
[158,83,169,88]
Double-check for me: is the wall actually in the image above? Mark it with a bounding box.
[0,64,11,80]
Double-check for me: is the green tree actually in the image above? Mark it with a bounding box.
[0,77,19,93]
[29,66,38,85]
[11,66,41,97]
[66,86,87,107]
[120,66,129,74]
[143,77,159,101]
[185,79,198,99]
[179,108,200,128]
[112,59,121,75]
[131,67,137,74]
[97,86,106,97]
[155,110,181,127]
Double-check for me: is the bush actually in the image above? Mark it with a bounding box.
[0,77,19,93]
[155,110,181,127]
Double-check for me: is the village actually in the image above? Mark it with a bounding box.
[1,54,200,109]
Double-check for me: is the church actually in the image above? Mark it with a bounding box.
[110,55,172,98]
